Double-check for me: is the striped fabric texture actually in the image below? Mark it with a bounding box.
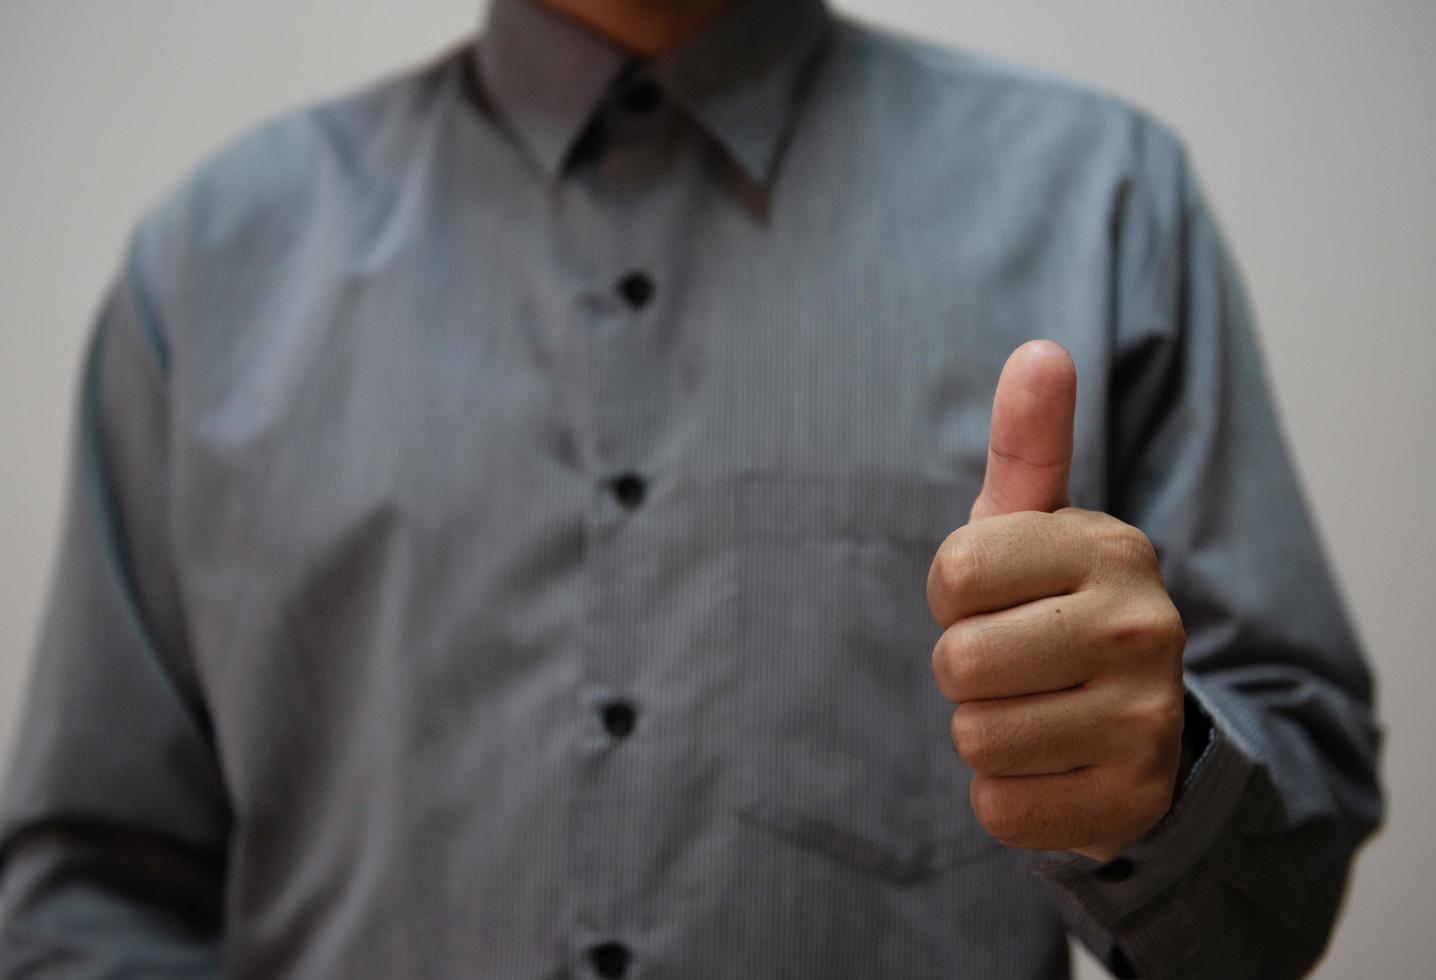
[0,0,1381,977]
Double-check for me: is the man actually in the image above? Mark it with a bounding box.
[0,0,1382,976]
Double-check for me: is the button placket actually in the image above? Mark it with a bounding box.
[567,81,678,975]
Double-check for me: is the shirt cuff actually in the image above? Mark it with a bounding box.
[1032,672,1258,969]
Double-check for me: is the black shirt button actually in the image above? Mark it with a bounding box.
[569,118,608,167]
[589,941,631,978]
[601,700,637,738]
[617,271,654,309]
[621,77,662,115]
[1094,857,1136,882]
[610,473,646,509]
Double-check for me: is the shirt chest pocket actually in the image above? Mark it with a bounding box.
[730,473,1001,883]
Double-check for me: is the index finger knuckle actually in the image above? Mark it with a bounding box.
[930,529,990,614]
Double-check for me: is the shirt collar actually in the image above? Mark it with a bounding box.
[475,0,835,185]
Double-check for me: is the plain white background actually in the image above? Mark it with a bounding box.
[2,2,1433,976]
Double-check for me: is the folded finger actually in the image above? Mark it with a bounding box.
[927,510,1095,627]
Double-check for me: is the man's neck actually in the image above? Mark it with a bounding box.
[536,0,738,58]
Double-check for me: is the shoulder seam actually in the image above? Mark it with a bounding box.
[834,17,1161,125]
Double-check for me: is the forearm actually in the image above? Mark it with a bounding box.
[0,820,225,979]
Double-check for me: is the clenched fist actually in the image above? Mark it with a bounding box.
[928,341,1187,862]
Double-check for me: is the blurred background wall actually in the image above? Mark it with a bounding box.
[2,2,1432,975]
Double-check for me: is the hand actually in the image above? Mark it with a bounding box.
[927,341,1187,862]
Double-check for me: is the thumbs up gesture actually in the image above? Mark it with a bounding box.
[927,341,1187,862]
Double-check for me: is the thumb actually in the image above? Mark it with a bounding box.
[970,340,1077,522]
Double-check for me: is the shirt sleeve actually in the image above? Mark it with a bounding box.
[1035,119,1385,979]
[0,224,230,977]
